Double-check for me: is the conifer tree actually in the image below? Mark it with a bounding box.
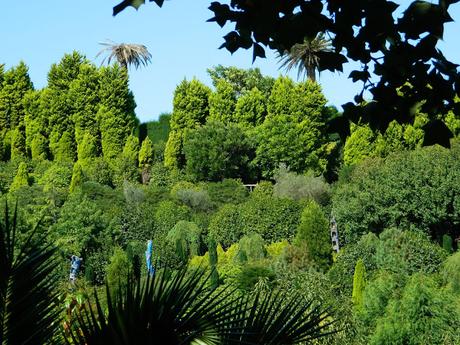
[77,131,99,162]
[235,87,267,126]
[208,79,236,123]
[53,131,75,162]
[208,237,219,290]
[352,258,366,309]
[165,79,211,169]
[69,162,84,193]
[123,135,140,165]
[139,137,154,184]
[97,105,125,160]
[31,133,48,161]
[343,124,376,166]
[294,200,331,270]
[0,62,34,130]
[10,162,30,192]
[10,124,27,162]
[68,64,100,145]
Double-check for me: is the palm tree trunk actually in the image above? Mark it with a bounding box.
[307,65,316,82]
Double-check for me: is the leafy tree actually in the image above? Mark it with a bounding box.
[441,251,460,294]
[370,273,460,345]
[69,162,84,193]
[235,233,267,264]
[10,162,30,192]
[234,87,267,126]
[256,78,329,177]
[154,200,191,239]
[97,105,125,160]
[165,221,201,264]
[0,62,34,130]
[343,124,376,166]
[333,143,460,244]
[277,33,332,82]
[273,165,330,205]
[294,200,331,270]
[77,131,99,163]
[352,259,366,309]
[30,133,48,161]
[9,124,27,162]
[139,137,154,184]
[97,40,152,70]
[165,79,211,169]
[106,247,130,292]
[183,121,256,182]
[208,79,237,122]
[53,130,75,162]
[115,0,460,146]
[207,65,275,98]
[68,63,100,144]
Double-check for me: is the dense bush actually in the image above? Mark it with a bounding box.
[333,143,460,244]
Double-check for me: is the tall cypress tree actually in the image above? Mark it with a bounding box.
[10,162,30,192]
[77,131,99,162]
[165,79,211,169]
[139,137,154,184]
[0,62,34,130]
[208,79,236,123]
[10,123,27,162]
[352,258,366,309]
[69,64,100,145]
[69,162,84,193]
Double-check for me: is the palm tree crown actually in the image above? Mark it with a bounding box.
[97,40,152,70]
[277,33,332,82]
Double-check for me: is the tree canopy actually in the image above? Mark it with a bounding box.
[113,0,460,147]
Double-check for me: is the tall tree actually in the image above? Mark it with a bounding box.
[277,33,332,82]
[97,40,152,70]
[208,79,237,123]
[0,62,34,130]
[165,79,211,169]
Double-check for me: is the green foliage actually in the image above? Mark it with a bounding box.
[30,133,48,161]
[209,194,302,247]
[141,112,171,144]
[53,130,76,162]
[10,124,27,162]
[352,259,366,308]
[343,124,376,166]
[369,273,460,345]
[207,65,275,98]
[273,165,330,205]
[0,202,60,344]
[255,78,329,177]
[183,121,256,181]
[441,252,460,294]
[236,263,276,292]
[165,79,211,169]
[333,143,460,244]
[106,247,130,292]
[235,233,267,264]
[69,162,84,193]
[0,62,34,130]
[77,131,99,162]
[206,179,248,206]
[208,237,219,289]
[171,182,213,212]
[166,221,201,264]
[9,162,30,192]
[208,79,237,122]
[235,87,267,126]
[294,200,331,269]
[138,137,154,169]
[442,234,453,253]
[153,200,191,239]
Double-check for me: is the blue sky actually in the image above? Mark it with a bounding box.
[1,1,459,122]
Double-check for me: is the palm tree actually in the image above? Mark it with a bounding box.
[97,40,152,70]
[277,33,332,82]
[67,268,335,344]
[0,202,60,344]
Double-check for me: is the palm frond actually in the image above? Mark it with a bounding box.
[0,201,60,344]
[97,40,152,70]
[68,266,334,345]
[277,33,332,81]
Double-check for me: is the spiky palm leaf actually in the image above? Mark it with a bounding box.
[97,41,152,70]
[67,267,334,345]
[277,34,332,82]
[0,202,60,344]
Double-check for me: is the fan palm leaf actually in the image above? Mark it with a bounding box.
[0,201,60,344]
[67,266,334,345]
[97,40,152,70]
[277,33,332,82]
